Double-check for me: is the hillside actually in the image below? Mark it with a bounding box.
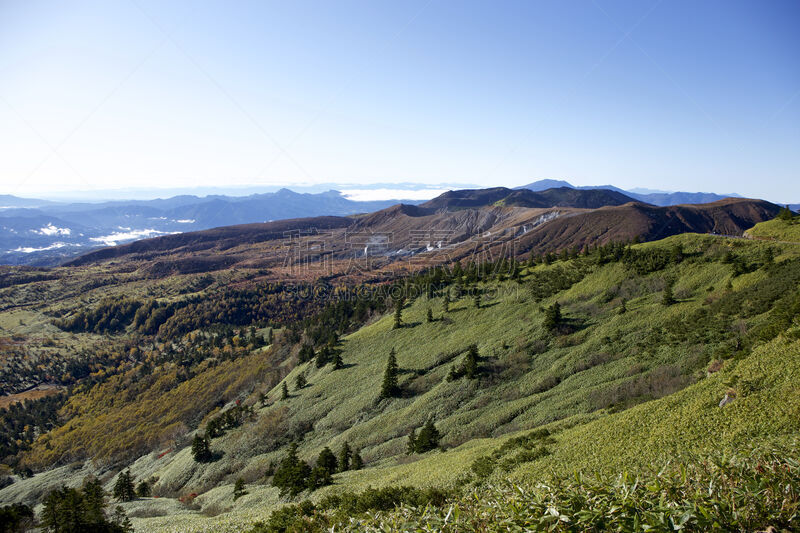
[1,223,798,531]
[517,179,744,206]
[59,196,780,286]
[421,186,636,210]
[745,215,800,242]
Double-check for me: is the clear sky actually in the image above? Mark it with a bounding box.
[1,0,798,202]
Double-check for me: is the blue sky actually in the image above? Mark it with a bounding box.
[0,0,798,202]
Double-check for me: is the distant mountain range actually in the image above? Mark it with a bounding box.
[0,189,410,266]
[515,179,750,207]
[1,183,793,266]
[66,193,780,277]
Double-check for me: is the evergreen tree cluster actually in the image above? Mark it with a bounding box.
[205,403,254,438]
[0,503,33,533]
[407,419,440,454]
[42,477,132,533]
[447,344,481,380]
[778,205,795,222]
[0,393,65,471]
[271,442,362,497]
[112,470,136,502]
[54,296,143,334]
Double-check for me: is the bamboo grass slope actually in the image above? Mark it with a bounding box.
[0,221,798,532]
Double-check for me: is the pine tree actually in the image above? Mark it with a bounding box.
[307,466,332,490]
[113,470,136,502]
[82,477,106,525]
[272,443,312,496]
[111,506,133,532]
[543,302,562,331]
[295,373,306,390]
[464,344,479,379]
[778,205,794,222]
[618,298,627,315]
[473,291,481,308]
[316,446,338,475]
[393,297,404,329]
[414,419,440,453]
[233,478,247,500]
[380,349,399,399]
[426,308,434,323]
[191,434,213,463]
[136,480,151,498]
[298,343,315,363]
[442,291,450,313]
[338,441,352,472]
[351,449,363,470]
[281,382,289,400]
[406,428,418,455]
[315,345,331,368]
[42,487,86,532]
[332,350,344,370]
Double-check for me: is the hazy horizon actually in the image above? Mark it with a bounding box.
[2,1,798,201]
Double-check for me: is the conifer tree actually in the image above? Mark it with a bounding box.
[618,298,627,315]
[307,465,332,490]
[295,373,306,390]
[543,302,562,331]
[315,346,331,368]
[281,382,289,400]
[442,292,450,313]
[338,441,352,472]
[473,292,481,309]
[380,348,399,399]
[191,434,213,463]
[406,428,418,455]
[415,419,440,453]
[393,297,404,329]
[272,442,312,496]
[113,470,136,502]
[233,478,247,500]
[298,343,315,363]
[464,344,479,379]
[135,480,151,498]
[426,308,434,323]
[332,351,344,370]
[111,506,133,532]
[42,487,88,532]
[316,446,338,475]
[82,477,106,524]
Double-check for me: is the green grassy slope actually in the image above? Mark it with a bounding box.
[3,231,798,532]
[745,217,800,242]
[117,233,800,531]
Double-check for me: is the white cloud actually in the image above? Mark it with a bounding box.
[174,219,195,223]
[35,223,71,236]
[11,242,73,253]
[90,229,178,246]
[341,188,448,202]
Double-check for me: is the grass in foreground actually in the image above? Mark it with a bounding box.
[249,442,800,532]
